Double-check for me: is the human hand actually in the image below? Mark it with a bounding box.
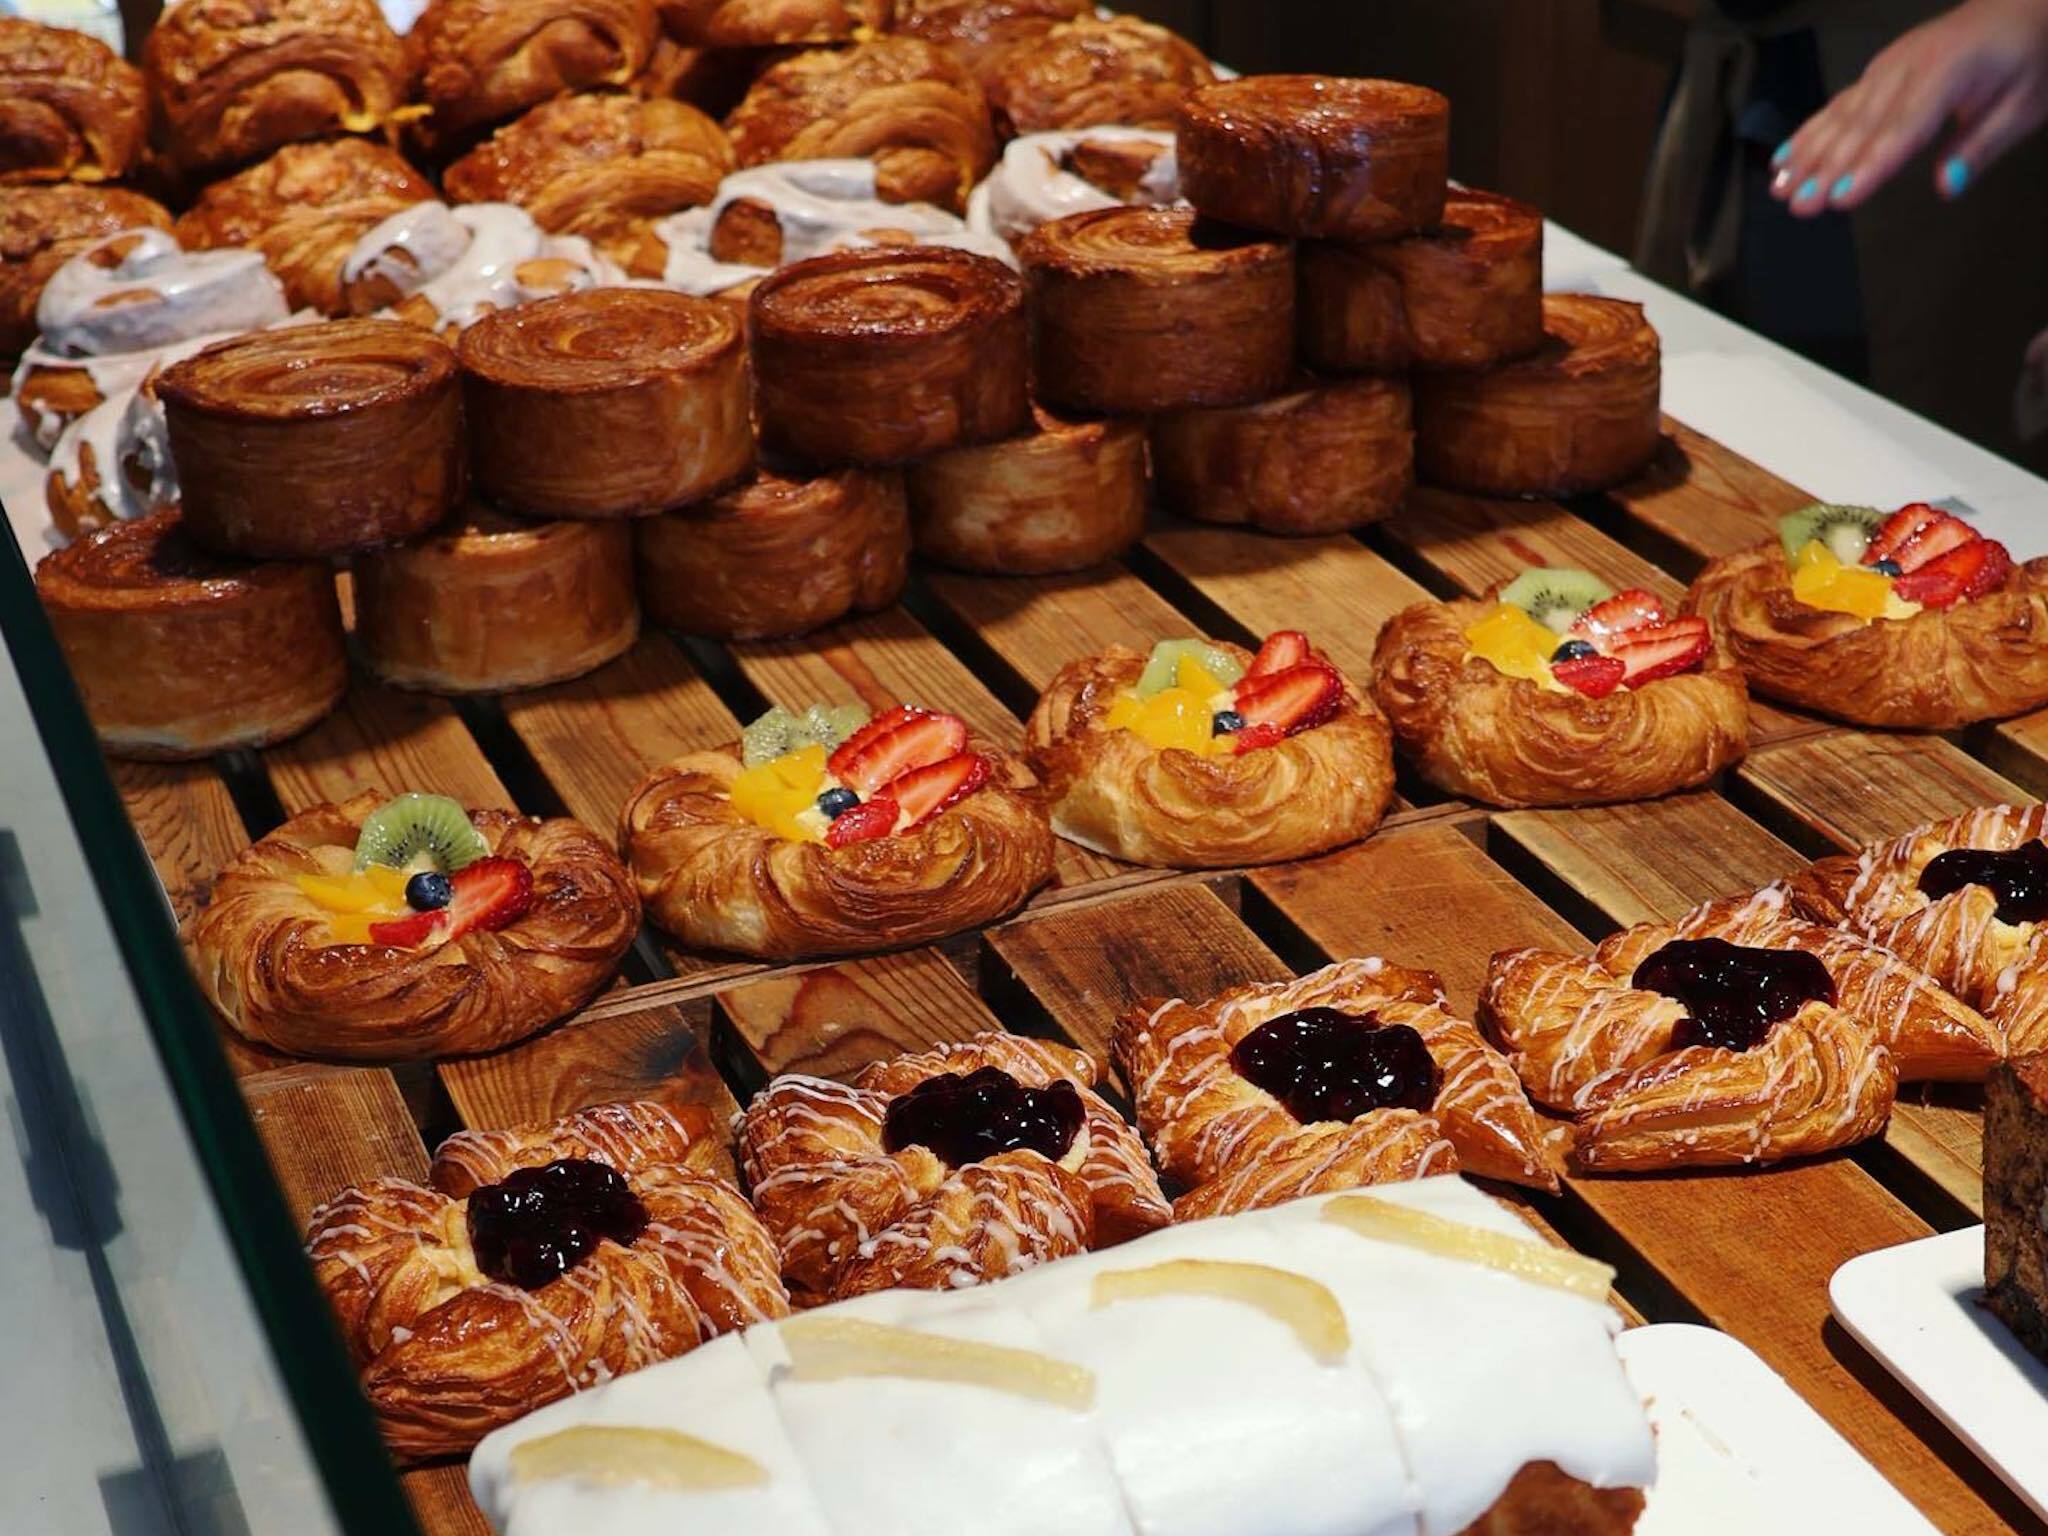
[1770,0,2048,216]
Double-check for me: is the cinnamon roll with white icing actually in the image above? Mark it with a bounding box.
[340,199,626,332]
[966,126,1179,245]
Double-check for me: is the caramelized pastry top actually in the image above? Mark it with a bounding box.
[750,243,1023,338]
[1180,74,1445,156]
[37,509,313,605]
[411,0,658,140]
[0,17,148,183]
[1018,202,1286,281]
[159,316,456,421]
[458,285,741,386]
[986,13,1213,134]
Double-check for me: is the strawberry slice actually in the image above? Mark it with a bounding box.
[829,708,968,795]
[1568,589,1665,642]
[367,909,444,947]
[825,795,899,848]
[888,751,991,831]
[1552,654,1628,698]
[1232,662,1343,748]
[444,856,534,937]
[1245,631,1311,678]
[1605,617,1710,685]
[1863,503,1943,565]
[1231,722,1288,755]
[1893,537,2012,608]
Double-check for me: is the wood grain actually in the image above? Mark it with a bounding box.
[265,684,509,814]
[1739,732,2026,852]
[920,564,1191,693]
[1600,417,1795,566]
[717,947,1005,1080]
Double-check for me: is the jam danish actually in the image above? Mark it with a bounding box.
[409,0,658,149]
[0,18,147,185]
[985,13,1214,136]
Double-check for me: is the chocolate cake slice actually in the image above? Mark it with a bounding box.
[1986,1053,2048,1361]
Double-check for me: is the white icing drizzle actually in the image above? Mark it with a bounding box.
[345,201,629,333]
[966,127,1182,246]
[36,228,288,357]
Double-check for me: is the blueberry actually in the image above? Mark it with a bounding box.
[405,871,453,911]
[1872,558,1902,577]
[1551,638,1597,662]
[818,786,861,819]
[1212,710,1246,736]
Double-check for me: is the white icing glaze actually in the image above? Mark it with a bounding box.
[345,202,628,333]
[36,228,288,357]
[967,128,1181,246]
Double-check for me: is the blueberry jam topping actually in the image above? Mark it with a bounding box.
[1917,839,2048,924]
[881,1067,1085,1168]
[1229,1008,1439,1124]
[467,1159,648,1290]
[1632,937,1835,1053]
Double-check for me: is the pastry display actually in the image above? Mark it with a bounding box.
[1177,75,1450,243]
[966,125,1178,246]
[621,701,1055,959]
[1298,187,1544,374]
[1019,204,1292,415]
[1414,293,1662,497]
[0,184,170,362]
[459,287,750,516]
[1026,632,1394,867]
[338,197,626,331]
[739,1031,1170,1302]
[1149,373,1412,537]
[1686,501,2048,727]
[1986,1053,2048,1363]
[0,17,147,185]
[724,37,996,212]
[307,1099,788,1458]
[907,402,1145,573]
[470,1179,1655,1536]
[409,0,660,151]
[353,508,640,693]
[1118,958,1559,1219]
[1370,569,1750,808]
[34,510,346,760]
[442,92,735,276]
[984,14,1214,137]
[748,245,1028,465]
[187,789,640,1058]
[658,0,887,46]
[143,0,410,176]
[634,463,910,638]
[892,0,1090,88]
[160,317,464,557]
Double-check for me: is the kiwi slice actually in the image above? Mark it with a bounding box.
[742,704,869,767]
[1497,569,1613,634]
[1777,504,1886,564]
[796,703,867,750]
[741,707,800,767]
[352,793,489,874]
[1135,639,1246,698]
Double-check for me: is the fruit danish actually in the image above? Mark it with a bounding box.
[967,125,1179,245]
[1026,632,1394,868]
[985,14,1214,136]
[738,1030,1170,1302]
[658,0,887,45]
[1480,934,1897,1171]
[1790,802,2048,1055]
[0,18,147,185]
[1686,502,2048,727]
[1119,959,1559,1221]
[187,790,640,1059]
[307,1099,788,1459]
[893,0,1089,88]
[409,0,659,151]
[1370,569,1750,808]
[0,184,170,362]
[621,702,1055,959]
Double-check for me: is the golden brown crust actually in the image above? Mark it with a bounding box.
[188,791,641,1059]
[1020,204,1293,414]
[409,0,658,148]
[1299,188,1544,373]
[986,14,1212,136]
[1177,74,1448,241]
[35,510,346,760]
[634,464,909,638]
[0,18,147,185]
[442,92,733,276]
[1369,593,1750,808]
[1459,1462,1647,1536]
[1415,294,1662,497]
[1686,540,2048,728]
[891,0,1088,88]
[1150,374,1413,537]
[621,734,1054,959]
[353,508,640,693]
[660,0,887,46]
[725,37,995,211]
[629,34,758,116]
[748,245,1029,465]
[907,402,1144,573]
[1025,641,1395,868]
[143,0,411,176]
[0,183,171,359]
[161,317,464,557]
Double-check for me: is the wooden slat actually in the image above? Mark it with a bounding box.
[266,684,508,813]
[1738,732,2026,853]
[1976,712,2048,801]
[716,948,1004,1079]
[1600,417,1794,566]
[920,564,1193,693]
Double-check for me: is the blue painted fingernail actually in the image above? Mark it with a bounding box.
[1773,141,1793,167]
[1944,157,1971,195]
[1831,174,1856,202]
[1797,176,1821,202]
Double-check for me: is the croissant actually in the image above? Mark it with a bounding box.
[739,1031,1167,1303]
[143,0,411,176]
[0,18,147,185]
[891,0,1089,87]
[658,0,888,46]
[307,1099,788,1459]
[0,184,170,361]
[629,34,756,116]
[443,92,733,276]
[1369,593,1750,808]
[409,0,658,150]
[725,37,996,212]
[1118,958,1557,1223]
[186,791,641,1059]
[967,125,1178,245]
[1026,639,1394,868]
[1685,539,2048,727]
[984,14,1213,137]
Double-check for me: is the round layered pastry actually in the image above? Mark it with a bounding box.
[891,0,1089,88]
[634,464,909,639]
[1372,567,1750,808]
[1026,631,1395,868]
[408,0,659,151]
[0,17,147,184]
[1686,501,2048,727]
[967,126,1179,246]
[657,0,888,46]
[188,790,641,1059]
[1019,204,1293,415]
[160,317,463,558]
[460,287,751,516]
[749,246,1029,466]
[1413,293,1661,497]
[1149,374,1413,537]
[621,702,1055,959]
[985,14,1214,136]
[35,511,346,760]
[1176,75,1450,241]
[907,403,1145,574]
[1299,188,1544,374]
[354,509,640,693]
[0,184,171,361]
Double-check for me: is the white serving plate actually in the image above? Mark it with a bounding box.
[1831,1225,2048,1521]
[1621,1323,1938,1534]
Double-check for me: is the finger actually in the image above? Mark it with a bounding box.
[1938,79,2048,194]
[1771,100,1862,208]
[1819,71,1967,209]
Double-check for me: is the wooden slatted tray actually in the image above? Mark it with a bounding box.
[116,420,2048,1536]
